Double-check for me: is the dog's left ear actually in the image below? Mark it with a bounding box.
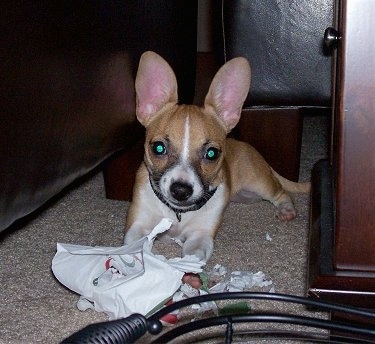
[204,57,251,132]
[135,51,178,127]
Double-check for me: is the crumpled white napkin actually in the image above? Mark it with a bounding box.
[52,218,204,319]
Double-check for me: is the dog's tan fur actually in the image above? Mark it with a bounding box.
[124,51,310,261]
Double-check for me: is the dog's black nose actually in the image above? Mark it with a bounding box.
[170,182,193,202]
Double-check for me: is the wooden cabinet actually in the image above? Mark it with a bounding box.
[308,0,375,309]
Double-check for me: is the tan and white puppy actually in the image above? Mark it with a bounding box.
[124,51,310,262]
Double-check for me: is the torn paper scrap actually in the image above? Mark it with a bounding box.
[167,255,204,273]
[145,218,174,250]
[251,271,273,287]
[208,268,273,293]
[52,218,204,319]
[209,264,227,277]
[229,270,273,291]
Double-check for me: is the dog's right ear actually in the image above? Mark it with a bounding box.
[135,51,178,127]
[204,57,251,132]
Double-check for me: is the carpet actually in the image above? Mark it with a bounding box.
[0,115,329,343]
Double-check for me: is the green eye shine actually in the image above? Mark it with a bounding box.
[205,147,220,160]
[152,141,166,155]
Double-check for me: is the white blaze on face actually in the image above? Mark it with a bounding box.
[181,115,190,164]
[159,114,204,204]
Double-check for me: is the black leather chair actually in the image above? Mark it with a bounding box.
[213,0,334,181]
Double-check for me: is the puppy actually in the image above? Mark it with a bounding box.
[124,51,310,262]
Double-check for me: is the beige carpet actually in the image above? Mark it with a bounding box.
[0,115,328,343]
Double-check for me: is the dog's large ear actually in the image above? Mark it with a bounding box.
[204,57,251,132]
[135,51,178,126]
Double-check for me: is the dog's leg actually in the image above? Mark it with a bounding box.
[124,203,168,244]
[234,169,298,221]
[123,163,172,243]
[250,165,299,221]
[268,189,297,221]
[228,140,298,221]
[182,232,214,262]
[254,174,298,221]
[124,222,148,244]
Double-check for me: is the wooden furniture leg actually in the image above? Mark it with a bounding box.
[103,139,144,201]
[307,0,375,332]
[233,108,303,182]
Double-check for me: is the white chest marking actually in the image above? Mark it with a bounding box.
[181,116,190,164]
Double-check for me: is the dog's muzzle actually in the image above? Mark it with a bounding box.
[149,176,217,222]
[169,181,193,202]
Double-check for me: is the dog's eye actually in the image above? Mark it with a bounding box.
[152,141,167,155]
[205,147,220,161]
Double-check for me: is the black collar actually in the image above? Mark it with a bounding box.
[149,177,217,222]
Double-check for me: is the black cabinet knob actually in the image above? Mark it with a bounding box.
[324,27,340,50]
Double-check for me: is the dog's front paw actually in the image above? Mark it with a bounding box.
[124,227,145,244]
[276,202,297,221]
[182,235,214,262]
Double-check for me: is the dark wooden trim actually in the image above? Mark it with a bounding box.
[103,139,144,201]
[233,107,303,182]
[308,0,375,315]
[308,160,375,309]
[332,0,375,272]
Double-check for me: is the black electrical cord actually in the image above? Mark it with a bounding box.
[61,292,375,344]
[223,329,375,343]
[151,313,375,343]
[148,292,375,322]
[61,313,147,344]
